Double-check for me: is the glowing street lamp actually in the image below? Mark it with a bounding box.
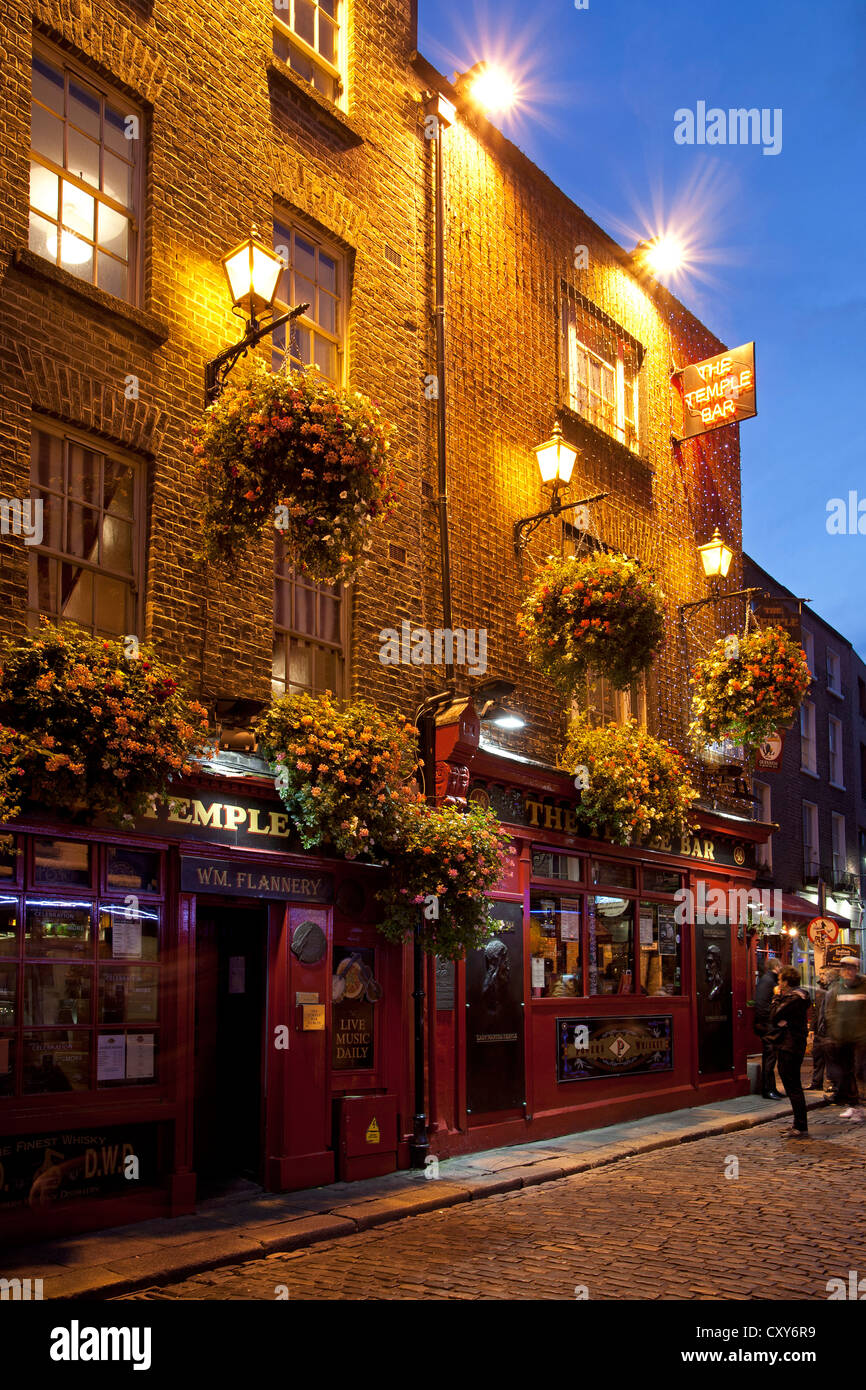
[534,420,578,488]
[634,235,685,280]
[204,225,309,404]
[466,62,516,115]
[697,526,734,582]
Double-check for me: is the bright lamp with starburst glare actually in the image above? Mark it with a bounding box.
[470,64,516,114]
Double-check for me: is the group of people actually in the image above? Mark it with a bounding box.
[753,955,866,1138]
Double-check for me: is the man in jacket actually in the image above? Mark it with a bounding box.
[769,966,811,1137]
[809,968,838,1093]
[825,955,866,1120]
[754,958,783,1099]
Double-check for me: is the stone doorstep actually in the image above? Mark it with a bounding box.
[23,1096,833,1300]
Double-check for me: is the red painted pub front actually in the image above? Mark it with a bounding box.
[0,729,768,1242]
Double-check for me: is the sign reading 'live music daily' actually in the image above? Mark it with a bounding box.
[675,342,757,440]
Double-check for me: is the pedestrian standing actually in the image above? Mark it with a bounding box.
[769,966,811,1139]
[754,957,783,1099]
[825,956,866,1120]
[808,968,838,1093]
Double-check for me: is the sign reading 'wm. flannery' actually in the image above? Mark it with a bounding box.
[180,856,333,902]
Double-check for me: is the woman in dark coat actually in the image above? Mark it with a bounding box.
[768,965,811,1138]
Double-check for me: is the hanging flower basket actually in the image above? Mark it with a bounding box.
[0,622,211,824]
[255,691,421,860]
[517,551,665,694]
[561,715,699,846]
[190,362,399,581]
[376,801,512,960]
[689,626,811,750]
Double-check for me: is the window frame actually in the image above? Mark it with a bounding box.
[826,647,842,697]
[753,780,772,870]
[28,417,146,639]
[30,40,144,306]
[831,813,847,878]
[271,214,345,385]
[272,546,349,700]
[800,700,817,776]
[802,800,819,879]
[828,714,845,789]
[272,0,345,107]
[560,287,644,452]
[802,629,815,678]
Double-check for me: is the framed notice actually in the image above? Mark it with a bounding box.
[557,1016,673,1081]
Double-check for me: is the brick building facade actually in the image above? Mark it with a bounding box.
[0,0,771,1237]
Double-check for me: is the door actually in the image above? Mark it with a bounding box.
[695,913,734,1075]
[194,903,268,1184]
[465,900,526,1114]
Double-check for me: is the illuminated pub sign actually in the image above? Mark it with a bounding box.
[675,341,757,440]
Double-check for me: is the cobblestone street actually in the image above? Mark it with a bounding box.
[121,1108,866,1301]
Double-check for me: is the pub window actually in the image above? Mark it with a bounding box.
[799,701,817,775]
[802,629,815,678]
[831,814,847,879]
[576,669,647,730]
[592,860,637,890]
[561,291,642,451]
[272,0,342,104]
[638,902,681,996]
[753,781,772,871]
[828,715,844,788]
[826,648,842,696]
[641,866,683,895]
[589,895,634,995]
[530,849,582,883]
[529,893,582,998]
[273,537,346,697]
[272,217,343,381]
[0,840,162,1097]
[29,423,142,637]
[802,800,819,879]
[30,45,142,302]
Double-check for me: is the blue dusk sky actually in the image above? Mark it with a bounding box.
[418,0,866,657]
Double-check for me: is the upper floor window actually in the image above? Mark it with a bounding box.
[802,629,815,678]
[753,780,772,870]
[577,670,647,730]
[831,813,847,877]
[272,536,345,698]
[858,677,866,720]
[272,217,343,382]
[802,801,819,879]
[829,715,844,788]
[800,700,817,775]
[272,0,342,103]
[561,292,642,451]
[826,647,842,696]
[29,422,142,637]
[29,47,141,303]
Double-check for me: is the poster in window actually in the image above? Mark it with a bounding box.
[97,1033,125,1082]
[658,910,678,956]
[126,1033,155,1080]
[560,899,581,941]
[557,1016,673,1081]
[332,947,377,1071]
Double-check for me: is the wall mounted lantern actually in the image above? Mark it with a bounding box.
[514,419,607,553]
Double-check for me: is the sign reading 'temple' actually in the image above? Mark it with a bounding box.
[676,341,757,440]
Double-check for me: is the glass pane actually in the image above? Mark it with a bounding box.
[26,902,92,957]
[97,202,128,257]
[104,103,130,154]
[293,582,315,633]
[318,13,337,62]
[0,963,17,1027]
[273,29,291,64]
[35,490,61,547]
[294,235,316,282]
[60,231,93,280]
[30,161,59,217]
[289,322,311,366]
[68,444,101,503]
[592,860,636,889]
[96,252,127,300]
[294,0,316,46]
[105,847,160,894]
[23,963,92,1025]
[0,841,18,883]
[318,250,336,292]
[272,638,287,693]
[643,867,683,894]
[591,896,634,994]
[23,1030,91,1092]
[102,150,132,207]
[288,640,312,692]
[531,850,582,882]
[33,839,91,887]
[274,579,291,628]
[0,899,20,956]
[62,180,94,239]
[639,902,681,996]
[99,903,159,961]
[67,128,100,188]
[31,428,64,491]
[103,459,135,516]
[288,43,314,84]
[68,79,100,137]
[29,209,57,262]
[93,574,130,635]
[529,894,582,998]
[316,644,341,694]
[318,292,337,337]
[295,273,316,315]
[31,554,58,617]
[318,592,339,643]
[98,965,158,1023]
[31,102,63,163]
[0,1036,15,1096]
[98,1030,158,1088]
[313,335,337,381]
[66,503,100,561]
[60,563,93,625]
[320,0,337,16]
[32,55,65,114]
[101,514,133,571]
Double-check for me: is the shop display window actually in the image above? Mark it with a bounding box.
[530,893,582,997]
[638,901,681,995]
[642,866,683,895]
[0,839,163,1097]
[590,895,634,994]
[531,849,582,883]
[592,860,637,889]
[0,838,19,882]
